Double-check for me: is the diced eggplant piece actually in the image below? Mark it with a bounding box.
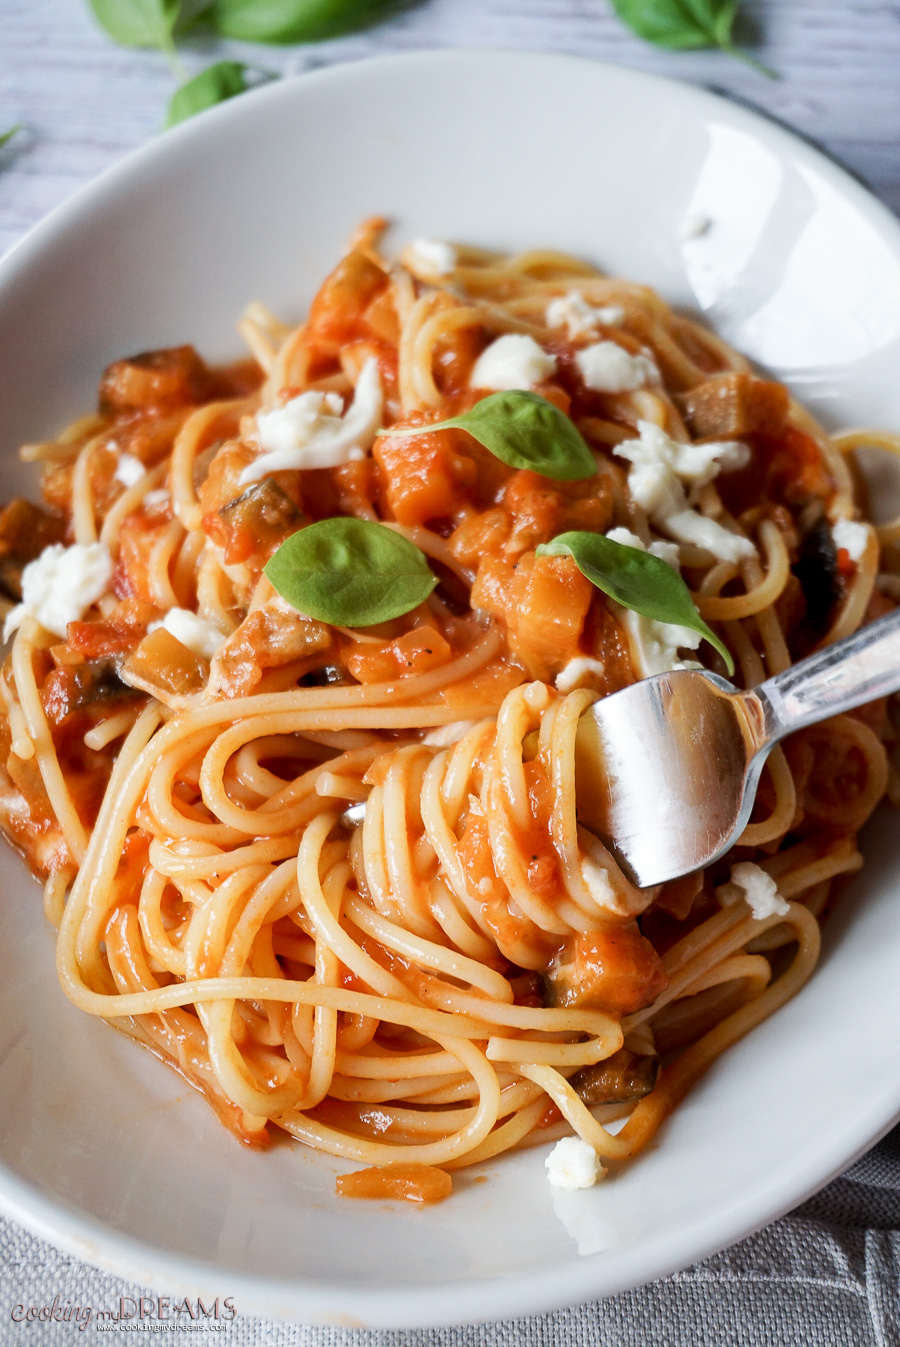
[569,1048,659,1107]
[682,372,789,439]
[300,664,347,687]
[793,517,840,629]
[122,628,208,701]
[217,478,304,566]
[41,658,129,727]
[211,602,332,698]
[0,499,67,599]
[99,345,210,415]
[544,925,667,1015]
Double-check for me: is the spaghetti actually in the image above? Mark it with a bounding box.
[0,223,896,1199]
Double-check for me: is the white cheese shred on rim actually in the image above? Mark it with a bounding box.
[727,862,789,921]
[470,334,556,392]
[545,1137,606,1190]
[149,609,229,661]
[4,542,114,643]
[240,357,383,484]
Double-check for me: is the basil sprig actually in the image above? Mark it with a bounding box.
[536,530,734,674]
[382,391,596,483]
[88,0,183,52]
[209,0,401,43]
[166,62,265,127]
[611,0,774,76]
[87,0,399,50]
[265,518,437,627]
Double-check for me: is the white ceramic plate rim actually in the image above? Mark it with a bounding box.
[2,49,900,1328]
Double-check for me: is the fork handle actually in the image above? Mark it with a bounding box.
[757,603,900,741]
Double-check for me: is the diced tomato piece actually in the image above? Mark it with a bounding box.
[374,422,476,527]
[472,551,592,680]
[67,598,157,658]
[346,626,452,684]
[501,470,611,558]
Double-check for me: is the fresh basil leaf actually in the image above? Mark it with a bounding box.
[87,0,182,50]
[265,518,437,627]
[208,0,401,44]
[165,62,262,128]
[610,0,774,76]
[383,391,596,483]
[536,530,734,675]
[0,125,22,151]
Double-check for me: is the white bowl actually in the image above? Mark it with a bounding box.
[2,50,900,1329]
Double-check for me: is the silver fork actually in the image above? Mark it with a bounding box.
[574,605,900,889]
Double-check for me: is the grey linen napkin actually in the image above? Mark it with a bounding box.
[2,1124,899,1347]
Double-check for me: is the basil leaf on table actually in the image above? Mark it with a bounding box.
[536,530,734,674]
[208,0,401,43]
[611,0,774,75]
[87,0,183,50]
[382,391,597,483]
[166,62,261,127]
[0,125,22,151]
[265,518,437,627]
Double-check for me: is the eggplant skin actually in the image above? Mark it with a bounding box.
[793,517,840,631]
[569,1048,659,1106]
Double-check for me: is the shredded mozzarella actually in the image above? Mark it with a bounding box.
[555,656,606,693]
[406,238,456,277]
[240,358,383,483]
[619,608,703,678]
[151,609,228,661]
[605,526,680,570]
[728,862,789,920]
[114,453,146,487]
[579,853,618,908]
[613,421,755,561]
[832,517,869,564]
[575,341,657,393]
[545,292,625,338]
[545,1137,605,1190]
[603,528,701,677]
[4,543,113,642]
[470,334,556,391]
[664,509,757,564]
